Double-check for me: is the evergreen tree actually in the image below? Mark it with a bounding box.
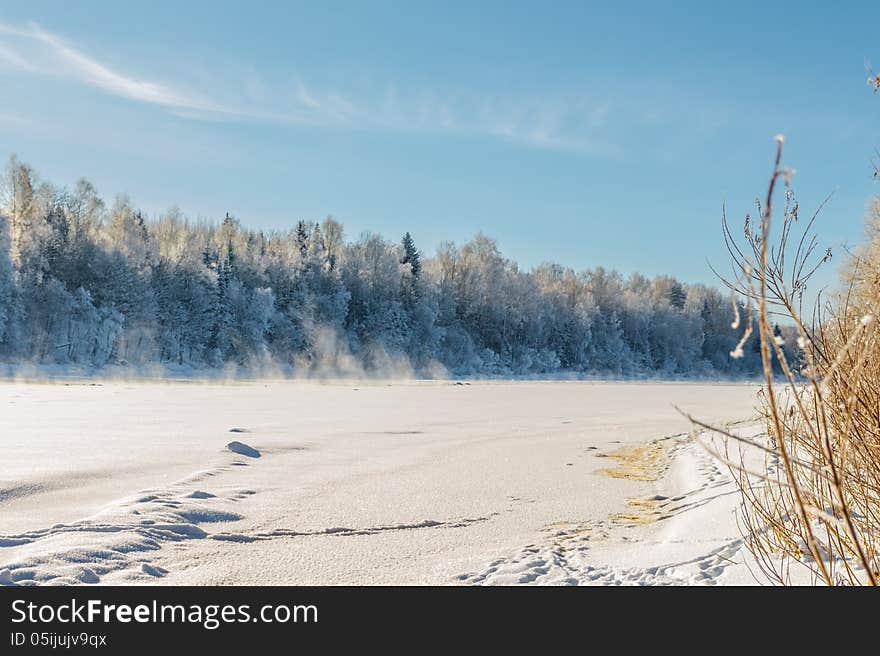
[295,220,309,259]
[401,232,421,278]
[400,232,422,310]
[668,281,687,310]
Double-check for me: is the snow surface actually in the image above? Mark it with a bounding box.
[0,380,765,585]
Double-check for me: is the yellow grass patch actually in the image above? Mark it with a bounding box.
[596,437,681,526]
[540,520,610,550]
[611,495,669,526]
[596,439,672,482]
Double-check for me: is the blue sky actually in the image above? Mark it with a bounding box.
[1,1,878,290]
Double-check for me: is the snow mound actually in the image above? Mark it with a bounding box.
[225,441,260,458]
[185,490,215,499]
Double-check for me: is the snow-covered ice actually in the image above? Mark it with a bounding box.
[0,379,763,585]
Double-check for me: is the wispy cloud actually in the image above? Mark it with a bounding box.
[0,39,32,71]
[0,21,226,115]
[0,20,620,156]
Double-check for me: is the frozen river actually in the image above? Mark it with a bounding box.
[0,380,761,585]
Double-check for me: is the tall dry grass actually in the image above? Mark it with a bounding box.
[692,137,880,585]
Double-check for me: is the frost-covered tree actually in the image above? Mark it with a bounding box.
[0,213,13,347]
[0,157,775,378]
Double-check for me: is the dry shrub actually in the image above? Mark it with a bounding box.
[693,138,880,585]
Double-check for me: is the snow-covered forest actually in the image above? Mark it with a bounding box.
[0,156,797,377]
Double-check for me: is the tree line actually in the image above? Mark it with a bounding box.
[0,156,798,377]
